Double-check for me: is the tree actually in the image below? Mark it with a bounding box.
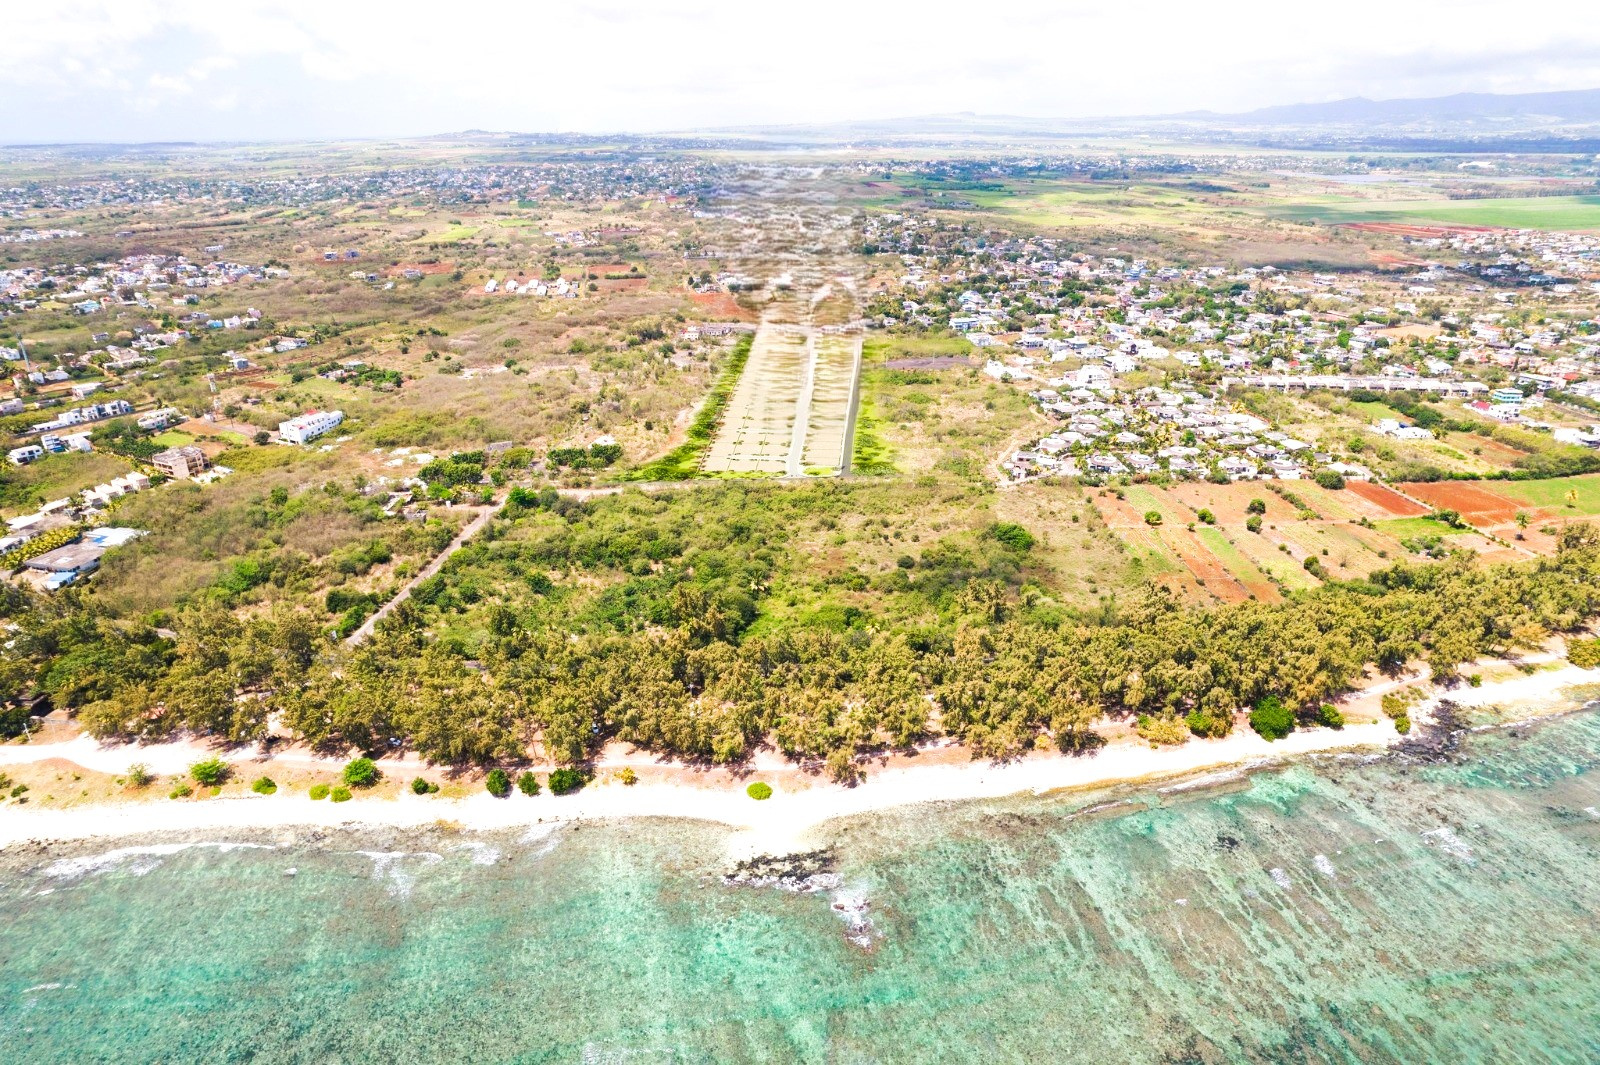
[1144,510,1162,527]
[1313,470,1346,491]
[342,757,380,787]
[517,770,540,795]
[1249,696,1295,740]
[1568,638,1600,669]
[485,768,511,797]
[1196,508,1216,525]
[1246,515,1263,533]
[1247,498,1267,515]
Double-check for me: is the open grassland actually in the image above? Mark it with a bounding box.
[858,339,1039,481]
[0,451,133,518]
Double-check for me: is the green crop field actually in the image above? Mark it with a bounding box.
[1500,474,1600,514]
[1273,195,1600,231]
[1378,516,1477,538]
[413,224,480,244]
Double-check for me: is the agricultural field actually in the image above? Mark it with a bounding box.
[1272,194,1600,231]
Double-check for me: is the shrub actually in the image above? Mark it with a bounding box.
[548,768,587,795]
[1393,714,1412,735]
[1247,498,1267,515]
[1249,696,1295,741]
[169,783,193,799]
[411,776,434,795]
[309,783,331,800]
[1196,508,1216,525]
[1143,510,1162,527]
[343,757,380,788]
[1313,470,1346,491]
[127,763,153,788]
[190,758,229,786]
[1185,709,1231,738]
[517,771,540,796]
[988,522,1036,551]
[251,776,278,795]
[747,781,773,800]
[485,768,512,797]
[1136,714,1189,746]
[1568,637,1600,669]
[1314,704,1344,730]
[617,767,637,786]
[331,786,352,803]
[1245,515,1263,533]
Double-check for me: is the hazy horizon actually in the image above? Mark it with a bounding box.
[7,0,1600,144]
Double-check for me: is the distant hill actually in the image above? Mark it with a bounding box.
[697,88,1600,147]
[1177,88,1600,126]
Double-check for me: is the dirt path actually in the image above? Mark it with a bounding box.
[346,503,495,644]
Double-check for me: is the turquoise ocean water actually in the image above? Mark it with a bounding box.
[3,704,1600,1063]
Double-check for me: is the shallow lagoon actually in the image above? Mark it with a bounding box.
[3,706,1599,1063]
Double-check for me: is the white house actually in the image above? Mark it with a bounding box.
[278,409,345,445]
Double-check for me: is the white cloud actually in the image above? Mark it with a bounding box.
[4,0,1598,141]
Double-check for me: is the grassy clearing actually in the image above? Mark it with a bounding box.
[627,335,753,481]
[151,430,197,447]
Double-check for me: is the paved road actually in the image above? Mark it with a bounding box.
[346,503,495,644]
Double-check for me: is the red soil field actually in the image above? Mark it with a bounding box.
[1342,222,1495,237]
[1399,482,1521,522]
[690,291,758,322]
[1344,481,1429,517]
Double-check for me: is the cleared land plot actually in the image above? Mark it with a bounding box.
[1399,481,1523,523]
[800,333,862,474]
[1165,482,1295,524]
[1089,491,1205,601]
[1343,480,1430,518]
[703,326,807,474]
[1194,527,1279,601]
[1230,526,1321,590]
[1402,475,1600,550]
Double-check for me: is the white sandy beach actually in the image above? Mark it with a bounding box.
[2,661,1596,854]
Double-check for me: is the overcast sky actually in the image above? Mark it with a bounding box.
[5,0,1599,143]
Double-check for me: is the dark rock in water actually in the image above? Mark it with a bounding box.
[1393,700,1468,764]
[722,849,840,892]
